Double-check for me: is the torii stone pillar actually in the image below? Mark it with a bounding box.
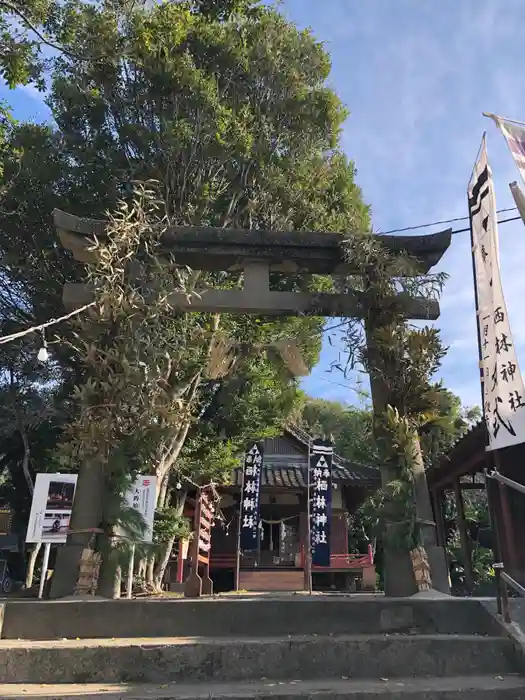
[366,324,450,596]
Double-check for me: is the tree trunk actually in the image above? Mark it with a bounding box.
[155,421,191,504]
[51,458,105,598]
[146,555,155,590]
[97,542,122,599]
[25,542,41,589]
[152,489,188,591]
[153,537,174,592]
[137,557,146,580]
[157,474,169,510]
[12,384,34,496]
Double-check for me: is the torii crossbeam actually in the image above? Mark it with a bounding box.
[53,209,451,320]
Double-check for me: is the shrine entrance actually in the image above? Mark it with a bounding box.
[52,209,452,598]
[259,513,300,568]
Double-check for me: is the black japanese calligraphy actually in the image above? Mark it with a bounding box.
[491,396,516,439]
[509,390,525,412]
[239,443,263,551]
[309,442,333,568]
[494,306,505,325]
[501,361,517,383]
[495,333,512,354]
[490,363,498,392]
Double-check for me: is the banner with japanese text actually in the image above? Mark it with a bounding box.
[486,113,525,189]
[469,136,525,450]
[310,440,333,567]
[239,442,263,551]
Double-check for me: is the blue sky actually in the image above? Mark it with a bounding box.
[3,0,525,410]
[280,0,525,409]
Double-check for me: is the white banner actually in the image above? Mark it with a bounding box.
[122,476,157,543]
[486,113,525,188]
[469,136,525,450]
[26,473,78,544]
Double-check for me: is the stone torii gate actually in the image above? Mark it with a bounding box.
[54,209,449,320]
[52,209,452,596]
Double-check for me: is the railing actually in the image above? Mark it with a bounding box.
[486,470,525,624]
[210,550,374,571]
[312,553,373,571]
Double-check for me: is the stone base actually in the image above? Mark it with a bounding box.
[427,545,451,595]
[361,566,376,591]
[0,596,506,641]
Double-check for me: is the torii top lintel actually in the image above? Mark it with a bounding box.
[53,210,451,275]
[53,210,451,320]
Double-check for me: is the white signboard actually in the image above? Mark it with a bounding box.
[26,473,78,544]
[122,476,157,543]
[27,473,157,544]
[469,136,525,450]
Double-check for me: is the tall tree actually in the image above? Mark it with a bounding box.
[297,395,379,467]
[0,0,369,596]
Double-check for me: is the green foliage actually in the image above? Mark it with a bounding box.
[333,232,450,554]
[0,0,51,89]
[57,184,206,507]
[153,507,192,545]
[296,394,380,466]
[420,387,481,469]
[192,0,260,21]
[0,0,370,509]
[181,359,302,485]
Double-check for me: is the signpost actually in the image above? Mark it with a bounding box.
[26,474,78,599]
[26,473,156,599]
[118,476,157,599]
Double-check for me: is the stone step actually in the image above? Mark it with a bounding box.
[0,635,517,684]
[239,570,304,592]
[0,597,504,640]
[2,676,525,699]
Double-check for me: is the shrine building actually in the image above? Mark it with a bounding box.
[173,424,379,593]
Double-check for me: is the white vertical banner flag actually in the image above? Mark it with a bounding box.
[469,136,525,450]
[486,112,525,188]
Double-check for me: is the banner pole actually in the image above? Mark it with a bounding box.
[38,542,51,599]
[509,182,525,226]
[483,112,525,128]
[126,543,135,599]
[306,439,312,595]
[235,491,242,591]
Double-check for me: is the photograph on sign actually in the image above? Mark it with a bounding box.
[26,474,78,544]
[46,480,75,510]
[41,511,71,540]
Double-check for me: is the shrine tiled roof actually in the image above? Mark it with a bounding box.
[231,461,379,488]
[228,423,380,488]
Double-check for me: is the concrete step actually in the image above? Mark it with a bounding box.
[0,597,505,640]
[2,676,525,699]
[0,634,517,684]
[239,570,304,592]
